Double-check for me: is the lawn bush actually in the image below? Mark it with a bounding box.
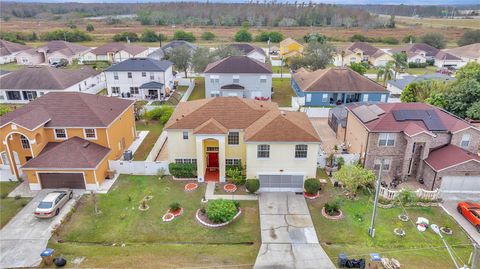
[173,30,196,42]
[145,105,174,124]
[304,178,320,195]
[206,199,238,223]
[169,202,181,211]
[201,31,215,40]
[255,31,284,43]
[395,189,416,205]
[324,199,342,215]
[336,157,345,170]
[234,29,252,42]
[168,163,196,178]
[113,32,139,42]
[226,166,245,185]
[408,62,428,68]
[245,179,260,193]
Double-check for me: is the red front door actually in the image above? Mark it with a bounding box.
[207,152,219,168]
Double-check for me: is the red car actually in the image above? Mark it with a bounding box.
[457,202,480,233]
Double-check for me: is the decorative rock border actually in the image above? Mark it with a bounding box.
[185,183,199,192]
[195,208,242,228]
[440,227,453,235]
[379,202,440,209]
[394,228,406,237]
[321,207,344,220]
[144,195,153,201]
[138,205,150,211]
[173,177,198,181]
[224,184,237,193]
[398,214,409,222]
[304,191,320,200]
[162,213,175,222]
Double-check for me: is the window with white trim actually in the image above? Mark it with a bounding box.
[112,87,120,94]
[363,94,369,102]
[127,72,132,78]
[257,144,270,158]
[306,94,312,102]
[20,135,30,149]
[113,72,119,80]
[142,72,146,77]
[233,75,240,84]
[211,91,220,97]
[130,87,139,94]
[150,72,155,80]
[1,152,9,165]
[322,93,328,103]
[228,132,239,145]
[295,144,308,158]
[380,94,386,102]
[84,128,96,139]
[210,76,219,84]
[54,129,67,139]
[182,131,188,140]
[460,133,470,148]
[175,158,197,165]
[378,133,395,146]
[374,159,391,171]
[260,75,267,83]
[226,159,241,166]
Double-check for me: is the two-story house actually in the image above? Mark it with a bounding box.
[0,66,104,104]
[392,43,464,68]
[292,67,389,106]
[334,42,394,67]
[164,97,320,192]
[105,58,174,100]
[0,39,33,64]
[279,38,304,59]
[15,40,90,65]
[0,92,136,190]
[227,44,266,63]
[344,103,480,196]
[81,42,149,63]
[204,56,272,100]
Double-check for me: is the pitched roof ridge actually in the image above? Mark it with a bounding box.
[45,67,67,88]
[282,111,321,141]
[77,94,108,125]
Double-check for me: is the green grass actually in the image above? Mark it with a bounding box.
[48,175,260,268]
[0,63,23,71]
[132,121,163,161]
[405,66,437,75]
[187,77,206,101]
[96,88,107,96]
[308,182,474,269]
[0,182,31,228]
[272,78,295,107]
[271,65,288,74]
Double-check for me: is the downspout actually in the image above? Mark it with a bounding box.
[430,171,438,191]
[363,132,370,167]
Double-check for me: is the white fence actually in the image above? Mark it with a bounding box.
[146,131,167,161]
[379,186,441,201]
[109,160,169,175]
[302,107,332,118]
[84,81,106,94]
[180,78,195,102]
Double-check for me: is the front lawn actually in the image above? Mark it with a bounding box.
[0,182,31,228]
[187,77,206,101]
[49,175,260,267]
[308,182,474,269]
[133,121,163,161]
[272,78,295,107]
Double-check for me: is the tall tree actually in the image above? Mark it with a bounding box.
[166,46,192,78]
[376,61,395,85]
[303,40,335,70]
[420,32,446,49]
[391,53,408,79]
[191,47,212,73]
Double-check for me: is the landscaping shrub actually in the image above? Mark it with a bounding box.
[168,163,196,178]
[426,59,435,66]
[408,62,428,68]
[226,166,245,185]
[395,190,416,205]
[201,31,215,40]
[112,32,139,42]
[173,30,196,42]
[324,199,342,215]
[145,105,174,124]
[234,29,252,42]
[141,28,159,42]
[206,199,238,223]
[336,157,345,170]
[304,178,320,195]
[169,202,181,211]
[245,179,260,193]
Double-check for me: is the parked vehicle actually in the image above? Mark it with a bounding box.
[51,59,68,68]
[457,202,480,233]
[34,189,73,218]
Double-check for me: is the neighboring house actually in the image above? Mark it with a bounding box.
[105,58,174,100]
[445,43,480,63]
[204,56,272,100]
[433,50,465,69]
[147,48,165,61]
[291,67,389,106]
[392,43,464,68]
[387,73,454,102]
[279,38,304,59]
[164,97,321,192]
[15,40,91,65]
[392,43,439,61]
[334,42,394,67]
[0,66,104,103]
[0,92,136,190]
[227,44,266,63]
[0,40,33,64]
[161,40,197,55]
[344,102,480,195]
[81,42,148,63]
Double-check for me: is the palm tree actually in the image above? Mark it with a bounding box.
[377,61,395,85]
[391,52,408,79]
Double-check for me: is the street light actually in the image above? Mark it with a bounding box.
[369,159,383,238]
[431,224,468,269]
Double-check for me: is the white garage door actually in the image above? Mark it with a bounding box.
[440,176,480,201]
[259,174,304,192]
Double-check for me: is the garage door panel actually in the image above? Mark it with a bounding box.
[259,174,304,192]
[39,173,86,189]
[441,176,480,193]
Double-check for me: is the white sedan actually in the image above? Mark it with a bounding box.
[34,190,73,218]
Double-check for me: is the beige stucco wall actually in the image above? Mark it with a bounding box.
[167,130,197,162]
[344,112,369,154]
[245,142,319,179]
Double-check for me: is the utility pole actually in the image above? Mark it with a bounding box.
[472,244,479,269]
[431,224,467,269]
[369,159,383,238]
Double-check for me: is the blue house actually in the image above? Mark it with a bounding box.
[291,67,389,106]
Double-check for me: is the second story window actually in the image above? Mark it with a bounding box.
[233,75,240,84]
[54,129,67,139]
[183,131,189,140]
[257,144,270,158]
[378,133,395,147]
[142,72,146,77]
[260,75,267,83]
[210,76,219,84]
[127,72,132,79]
[84,128,97,139]
[114,72,119,80]
[295,144,308,158]
[228,132,239,145]
[460,133,470,148]
[150,72,155,80]
[20,135,30,149]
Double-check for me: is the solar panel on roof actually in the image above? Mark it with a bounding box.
[368,104,385,116]
[392,109,446,131]
[353,105,379,123]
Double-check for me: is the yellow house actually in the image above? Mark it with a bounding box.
[279,38,304,59]
[334,42,393,67]
[164,97,321,192]
[0,92,136,190]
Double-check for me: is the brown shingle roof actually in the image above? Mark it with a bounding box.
[0,66,98,90]
[0,92,134,129]
[204,56,272,74]
[293,67,387,93]
[425,144,480,172]
[37,41,90,57]
[228,44,266,56]
[445,43,480,59]
[165,97,320,142]
[90,42,147,56]
[392,43,439,57]
[22,137,110,169]
[347,42,380,57]
[435,50,462,61]
[0,39,32,56]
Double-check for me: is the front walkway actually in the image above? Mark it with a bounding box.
[204,182,258,201]
[254,192,335,269]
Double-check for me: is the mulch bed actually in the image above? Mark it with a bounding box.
[321,207,344,220]
[196,208,242,228]
[304,191,320,200]
[184,182,199,192]
[168,208,184,217]
[223,184,237,193]
[215,183,247,195]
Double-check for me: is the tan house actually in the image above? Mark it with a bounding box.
[15,40,90,65]
[81,42,149,63]
[0,92,135,190]
[334,42,393,67]
[445,43,480,64]
[0,39,33,64]
[164,97,320,192]
[343,102,480,196]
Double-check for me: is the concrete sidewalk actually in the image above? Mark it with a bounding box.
[254,192,335,269]
[204,182,258,201]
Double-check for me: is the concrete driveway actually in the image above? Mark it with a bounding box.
[442,201,480,245]
[254,192,335,269]
[0,189,83,268]
[310,118,342,154]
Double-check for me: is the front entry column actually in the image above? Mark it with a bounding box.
[218,138,226,182]
[195,136,205,182]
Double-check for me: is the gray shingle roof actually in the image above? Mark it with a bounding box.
[105,58,172,72]
[387,74,454,91]
[0,39,32,56]
[204,56,272,74]
[140,81,164,89]
[162,40,197,52]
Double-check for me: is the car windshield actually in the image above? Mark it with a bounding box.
[38,201,53,209]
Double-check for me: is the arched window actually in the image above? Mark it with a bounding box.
[20,135,30,149]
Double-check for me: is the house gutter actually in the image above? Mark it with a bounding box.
[363,132,370,167]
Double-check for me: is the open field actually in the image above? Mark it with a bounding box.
[389,15,480,30]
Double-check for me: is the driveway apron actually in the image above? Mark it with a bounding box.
[254,192,335,269]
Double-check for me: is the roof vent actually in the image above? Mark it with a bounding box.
[260,104,263,107]
[83,142,90,148]
[182,114,185,117]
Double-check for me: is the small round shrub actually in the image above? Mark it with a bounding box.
[304,178,320,195]
[206,199,237,223]
[324,199,341,215]
[245,179,260,193]
[169,202,181,211]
